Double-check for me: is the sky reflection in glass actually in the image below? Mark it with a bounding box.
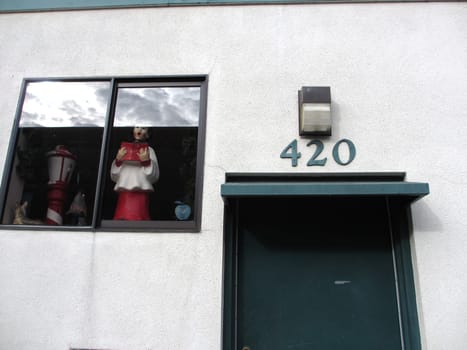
[113,87,200,127]
[20,81,110,127]
[18,82,199,128]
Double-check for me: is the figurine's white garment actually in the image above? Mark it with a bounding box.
[111,147,159,191]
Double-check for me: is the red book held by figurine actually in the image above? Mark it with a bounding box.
[120,142,148,163]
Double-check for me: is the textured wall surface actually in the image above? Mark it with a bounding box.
[0,3,466,349]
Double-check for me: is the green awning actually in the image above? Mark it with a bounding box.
[221,181,429,202]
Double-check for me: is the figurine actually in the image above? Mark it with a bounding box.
[174,200,191,221]
[66,191,87,226]
[46,145,77,225]
[110,127,159,220]
[13,201,44,225]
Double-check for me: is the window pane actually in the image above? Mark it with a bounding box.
[114,87,200,127]
[1,81,110,226]
[102,86,200,222]
[20,81,109,127]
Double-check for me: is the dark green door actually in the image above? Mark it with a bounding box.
[236,197,402,350]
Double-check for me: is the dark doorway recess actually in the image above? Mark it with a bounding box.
[222,173,427,350]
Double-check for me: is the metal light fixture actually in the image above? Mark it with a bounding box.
[298,86,332,136]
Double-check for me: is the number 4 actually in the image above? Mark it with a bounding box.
[280,139,301,167]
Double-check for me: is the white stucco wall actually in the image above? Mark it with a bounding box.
[0,3,466,349]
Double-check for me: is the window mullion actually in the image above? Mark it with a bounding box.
[91,78,118,228]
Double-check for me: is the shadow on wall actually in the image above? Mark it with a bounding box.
[411,201,443,233]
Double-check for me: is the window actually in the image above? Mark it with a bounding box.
[0,76,207,231]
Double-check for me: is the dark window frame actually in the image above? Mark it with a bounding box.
[0,75,208,232]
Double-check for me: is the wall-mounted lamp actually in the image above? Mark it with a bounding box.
[298,86,332,136]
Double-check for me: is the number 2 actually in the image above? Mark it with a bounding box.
[306,140,327,166]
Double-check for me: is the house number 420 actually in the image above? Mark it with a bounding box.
[280,139,356,167]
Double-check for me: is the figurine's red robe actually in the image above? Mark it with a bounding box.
[110,146,159,220]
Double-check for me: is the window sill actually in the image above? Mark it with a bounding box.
[0,220,200,233]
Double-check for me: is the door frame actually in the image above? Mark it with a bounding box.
[221,172,428,350]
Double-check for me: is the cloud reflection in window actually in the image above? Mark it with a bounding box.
[113,87,200,127]
[19,81,110,127]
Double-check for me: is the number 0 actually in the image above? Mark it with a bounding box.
[332,139,356,165]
